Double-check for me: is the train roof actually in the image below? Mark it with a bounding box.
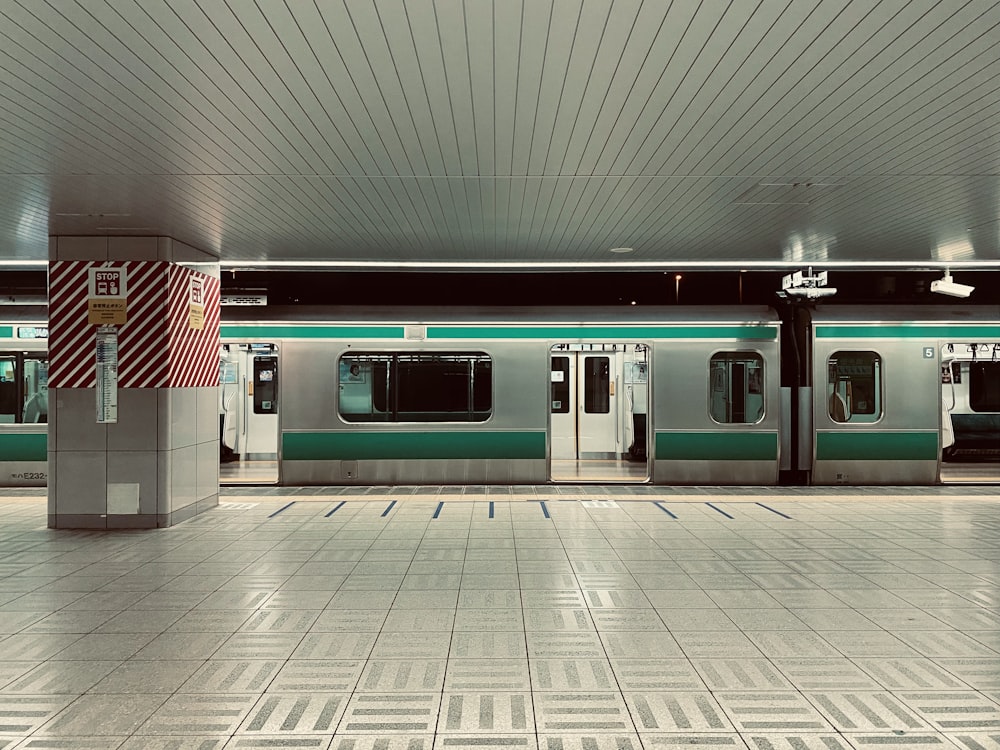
[221,305,780,325]
[810,305,999,325]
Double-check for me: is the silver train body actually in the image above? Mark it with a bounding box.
[2,305,998,487]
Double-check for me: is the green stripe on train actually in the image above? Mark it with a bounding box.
[0,326,12,338]
[221,325,405,339]
[817,325,1000,339]
[283,431,546,460]
[655,431,778,461]
[427,325,778,340]
[0,433,47,461]
[815,431,938,460]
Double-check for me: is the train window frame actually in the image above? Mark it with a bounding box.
[826,350,883,424]
[337,351,494,424]
[707,350,766,426]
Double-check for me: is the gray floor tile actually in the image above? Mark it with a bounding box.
[739,734,852,750]
[434,736,536,750]
[291,632,377,659]
[267,660,365,693]
[453,608,522,631]
[529,659,617,691]
[224,737,332,749]
[130,631,230,661]
[237,693,349,734]
[444,659,530,691]
[624,692,733,732]
[371,632,451,659]
[438,692,533,733]
[213,632,304,660]
[745,631,841,658]
[691,659,794,690]
[40,693,167,736]
[356,659,446,692]
[451,632,527,659]
[52,632,155,660]
[611,658,707,690]
[138,694,260,735]
[534,692,636,734]
[536,736,641,750]
[1,661,120,695]
[524,609,594,631]
[90,659,202,693]
[0,696,75,735]
[333,738,432,750]
[896,691,1000,732]
[805,691,930,731]
[179,660,282,693]
[338,693,441,734]
[770,658,883,690]
[672,631,764,658]
[393,590,460,609]
[714,691,834,732]
[844,734,961,750]
[818,630,920,657]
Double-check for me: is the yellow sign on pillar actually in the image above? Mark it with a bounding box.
[189,276,205,330]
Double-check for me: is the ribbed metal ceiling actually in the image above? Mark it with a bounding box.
[0,1,997,268]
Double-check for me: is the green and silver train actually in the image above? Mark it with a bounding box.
[3,305,998,486]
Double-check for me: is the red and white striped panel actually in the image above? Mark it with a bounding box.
[167,265,220,387]
[48,261,170,388]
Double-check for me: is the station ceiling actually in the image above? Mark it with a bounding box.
[1,1,998,271]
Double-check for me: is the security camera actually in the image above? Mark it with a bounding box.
[931,274,975,298]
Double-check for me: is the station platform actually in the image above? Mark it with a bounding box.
[0,486,997,749]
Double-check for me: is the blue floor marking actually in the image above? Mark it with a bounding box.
[653,501,677,519]
[268,501,295,518]
[539,501,550,519]
[324,500,346,517]
[381,500,396,517]
[488,501,494,519]
[706,502,734,519]
[757,502,792,519]
[432,501,444,519]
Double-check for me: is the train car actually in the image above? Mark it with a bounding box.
[8,302,997,489]
[220,306,784,486]
[0,308,49,486]
[805,306,1000,485]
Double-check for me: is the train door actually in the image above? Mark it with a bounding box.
[219,343,280,484]
[939,341,1000,484]
[549,344,649,482]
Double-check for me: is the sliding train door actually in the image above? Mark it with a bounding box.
[549,344,649,482]
[219,342,280,484]
[940,341,1000,484]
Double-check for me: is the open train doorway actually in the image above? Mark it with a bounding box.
[219,343,280,484]
[549,343,649,483]
[939,341,1000,484]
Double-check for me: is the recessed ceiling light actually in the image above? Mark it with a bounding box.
[609,247,634,254]
[55,212,132,217]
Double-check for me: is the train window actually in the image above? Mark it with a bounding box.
[0,353,48,424]
[827,351,881,423]
[709,352,764,424]
[969,362,1000,412]
[339,352,492,422]
[583,356,610,414]
[551,356,570,414]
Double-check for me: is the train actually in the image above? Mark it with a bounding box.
[2,304,998,487]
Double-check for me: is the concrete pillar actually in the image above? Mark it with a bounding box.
[47,236,221,529]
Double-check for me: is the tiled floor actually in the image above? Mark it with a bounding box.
[0,488,998,750]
